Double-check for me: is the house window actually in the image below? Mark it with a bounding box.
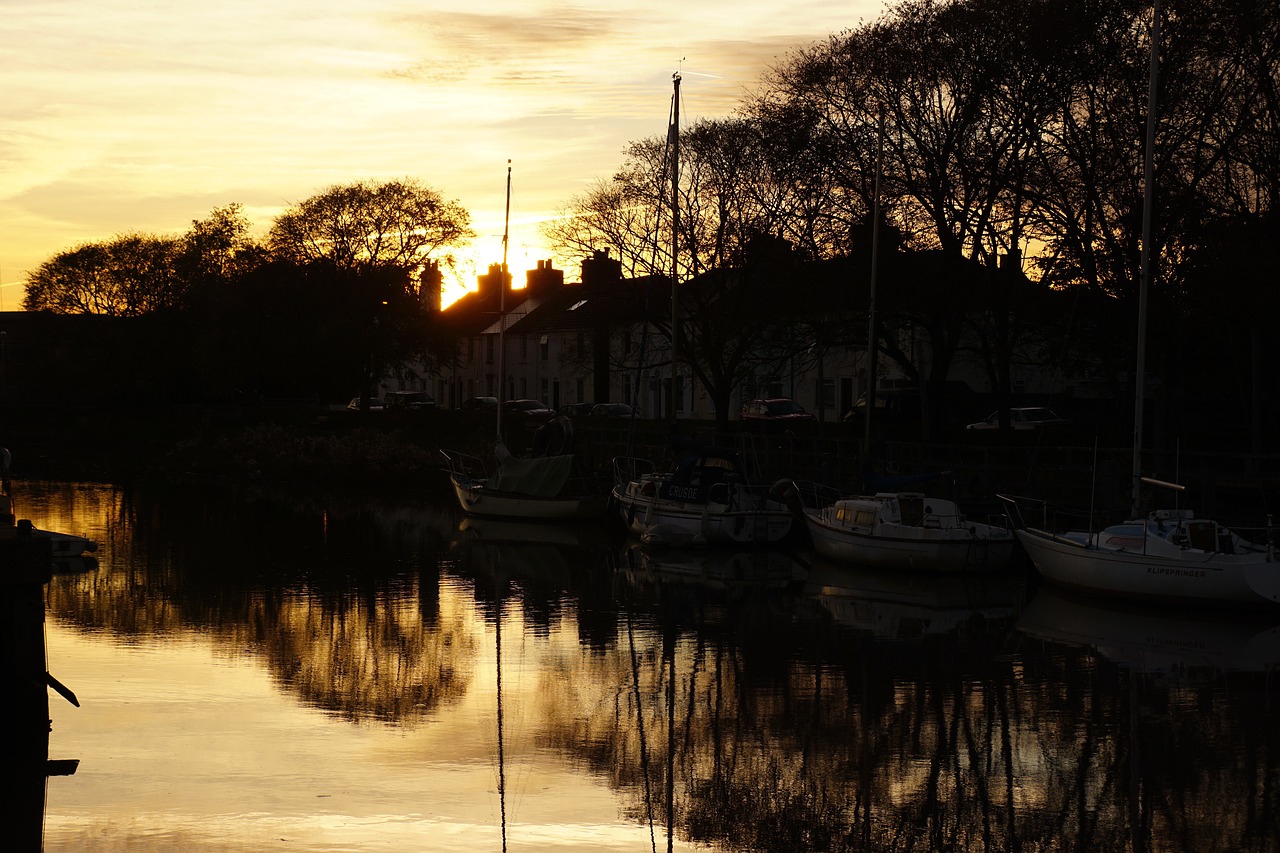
[485,335,494,364]
[539,335,549,362]
[675,375,685,413]
[540,379,549,402]
[520,335,528,362]
[520,379,527,399]
[576,378,584,403]
[820,378,836,409]
[576,332,585,356]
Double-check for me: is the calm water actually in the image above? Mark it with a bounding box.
[17,478,1280,852]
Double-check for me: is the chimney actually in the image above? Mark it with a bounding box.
[418,260,443,312]
[581,249,622,292]
[526,259,564,296]
[477,263,512,300]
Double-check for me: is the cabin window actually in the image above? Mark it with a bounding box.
[855,509,877,526]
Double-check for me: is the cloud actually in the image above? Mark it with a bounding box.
[0,0,882,296]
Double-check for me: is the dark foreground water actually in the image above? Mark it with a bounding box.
[16,478,1280,852]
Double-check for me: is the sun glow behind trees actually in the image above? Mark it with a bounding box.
[0,0,884,310]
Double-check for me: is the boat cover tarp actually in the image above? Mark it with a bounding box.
[493,449,574,496]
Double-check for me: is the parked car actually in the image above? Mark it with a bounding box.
[740,398,816,422]
[383,390,437,411]
[346,396,384,412]
[460,396,499,410]
[966,407,1070,430]
[559,402,596,416]
[502,399,555,418]
[589,403,635,418]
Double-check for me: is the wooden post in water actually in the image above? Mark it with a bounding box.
[0,520,73,851]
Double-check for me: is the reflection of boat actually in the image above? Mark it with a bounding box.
[1016,584,1280,673]
[611,446,794,547]
[51,555,98,574]
[453,514,616,589]
[620,543,808,591]
[440,443,609,521]
[797,484,1014,573]
[457,514,615,552]
[802,557,1019,639]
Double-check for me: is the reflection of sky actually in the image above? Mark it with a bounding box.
[0,0,887,308]
[43,595,695,852]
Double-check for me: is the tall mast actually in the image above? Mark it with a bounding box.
[1132,1,1159,515]
[862,106,885,457]
[669,72,681,426]
[496,160,511,443]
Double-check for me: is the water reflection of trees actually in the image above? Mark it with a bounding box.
[33,479,1280,850]
[541,569,1280,853]
[43,480,477,724]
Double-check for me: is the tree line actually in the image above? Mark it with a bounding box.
[21,0,1280,445]
[545,0,1279,444]
[23,181,473,407]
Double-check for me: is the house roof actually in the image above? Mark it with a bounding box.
[503,275,671,337]
[436,287,532,336]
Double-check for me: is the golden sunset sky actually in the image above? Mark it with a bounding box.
[1,0,886,309]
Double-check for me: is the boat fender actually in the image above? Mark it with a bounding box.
[769,479,803,516]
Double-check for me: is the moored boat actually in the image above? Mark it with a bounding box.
[1001,497,1279,609]
[441,442,609,521]
[611,448,794,547]
[799,486,1015,573]
[998,5,1280,611]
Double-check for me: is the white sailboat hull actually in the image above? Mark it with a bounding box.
[1016,527,1280,609]
[450,476,606,521]
[805,510,1014,573]
[611,481,794,546]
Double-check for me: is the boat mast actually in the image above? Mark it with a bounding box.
[862,106,885,457]
[1132,1,1159,516]
[497,160,511,443]
[669,72,681,426]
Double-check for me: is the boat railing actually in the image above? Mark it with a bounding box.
[997,493,1094,533]
[613,456,656,487]
[440,449,489,482]
[972,510,1013,534]
[788,480,844,512]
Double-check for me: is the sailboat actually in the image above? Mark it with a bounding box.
[608,73,795,547]
[791,109,1014,572]
[441,164,610,521]
[1001,3,1280,609]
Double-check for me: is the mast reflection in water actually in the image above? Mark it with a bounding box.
[22,478,1280,852]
